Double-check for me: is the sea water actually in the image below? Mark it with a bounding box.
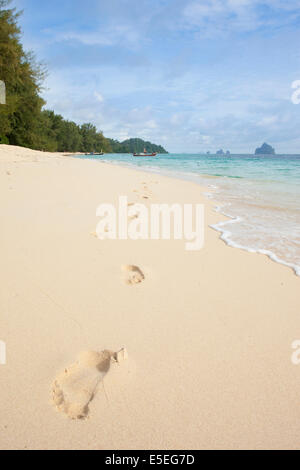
[77,153,300,276]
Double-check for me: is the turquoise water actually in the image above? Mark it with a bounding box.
[77,153,300,275]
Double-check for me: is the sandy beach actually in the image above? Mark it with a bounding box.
[0,144,300,450]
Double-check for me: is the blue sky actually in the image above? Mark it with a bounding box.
[12,0,300,153]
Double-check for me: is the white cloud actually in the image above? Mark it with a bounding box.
[182,0,300,35]
[183,0,260,33]
[44,23,142,50]
[202,135,211,144]
[170,113,184,125]
[146,119,158,129]
[258,115,279,127]
[94,92,104,103]
[25,0,300,153]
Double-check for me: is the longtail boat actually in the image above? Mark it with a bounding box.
[133,148,157,157]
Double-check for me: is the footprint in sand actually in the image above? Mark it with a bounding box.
[90,226,109,238]
[127,203,139,220]
[122,265,145,285]
[129,214,139,221]
[52,350,113,420]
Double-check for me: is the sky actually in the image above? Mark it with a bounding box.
[11,0,300,153]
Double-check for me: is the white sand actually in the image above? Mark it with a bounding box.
[0,144,300,450]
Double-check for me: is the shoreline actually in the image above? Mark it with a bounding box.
[1,144,300,450]
[74,153,300,278]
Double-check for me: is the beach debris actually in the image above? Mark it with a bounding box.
[129,214,139,221]
[128,203,139,220]
[114,348,128,364]
[122,265,145,285]
[90,226,109,238]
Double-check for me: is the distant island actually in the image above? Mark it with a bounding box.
[107,138,168,154]
[216,149,231,155]
[255,143,275,155]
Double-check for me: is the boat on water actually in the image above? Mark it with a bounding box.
[85,151,104,156]
[133,148,157,157]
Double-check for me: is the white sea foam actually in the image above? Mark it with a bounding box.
[210,200,300,277]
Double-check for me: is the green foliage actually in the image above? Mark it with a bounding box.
[107,137,168,154]
[0,134,9,143]
[31,111,113,153]
[0,0,45,147]
[79,122,111,153]
[0,2,167,155]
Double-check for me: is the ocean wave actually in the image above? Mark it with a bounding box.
[209,200,300,277]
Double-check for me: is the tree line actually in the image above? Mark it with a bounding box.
[107,138,167,154]
[0,0,167,154]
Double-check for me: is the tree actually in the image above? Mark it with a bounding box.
[0,0,45,147]
[107,137,168,154]
[0,1,167,154]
